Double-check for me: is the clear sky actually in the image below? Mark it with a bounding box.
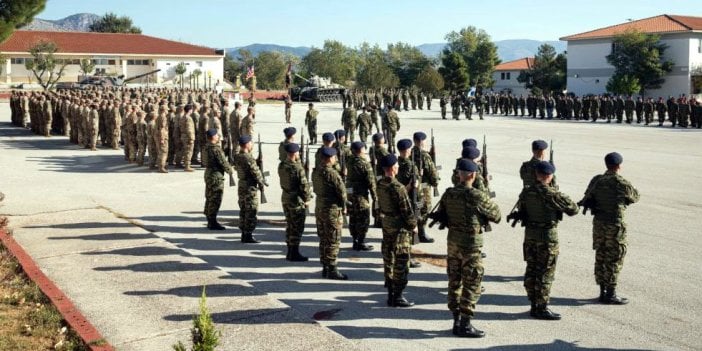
[37,0,701,48]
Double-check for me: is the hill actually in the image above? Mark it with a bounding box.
[20,13,99,32]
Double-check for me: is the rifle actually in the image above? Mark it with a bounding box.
[429,129,440,197]
[481,135,495,198]
[505,200,523,228]
[227,129,236,187]
[409,148,423,243]
[337,143,349,226]
[549,139,554,166]
[300,128,305,165]
[256,134,270,204]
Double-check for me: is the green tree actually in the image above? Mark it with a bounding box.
[355,43,399,89]
[385,42,432,87]
[517,44,567,94]
[443,27,500,88]
[223,55,243,85]
[0,0,46,43]
[79,58,95,76]
[173,287,221,351]
[25,40,68,90]
[439,51,469,92]
[415,66,444,94]
[89,12,142,34]
[191,68,202,89]
[175,62,187,89]
[253,51,287,90]
[606,73,641,95]
[606,29,673,96]
[300,40,358,85]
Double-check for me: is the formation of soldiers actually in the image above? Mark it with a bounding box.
[341,87,433,113]
[8,87,641,339]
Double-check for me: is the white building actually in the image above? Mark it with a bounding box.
[0,30,224,86]
[491,57,533,96]
[560,14,702,98]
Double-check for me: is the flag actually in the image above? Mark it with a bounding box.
[246,65,255,79]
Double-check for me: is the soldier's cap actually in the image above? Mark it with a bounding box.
[238,135,252,145]
[206,129,218,138]
[380,154,398,168]
[397,139,413,151]
[413,132,427,141]
[321,146,337,158]
[351,141,365,151]
[462,146,481,160]
[372,133,384,142]
[462,138,477,148]
[284,127,296,137]
[536,161,555,175]
[322,132,335,142]
[532,139,548,151]
[285,143,300,154]
[457,159,478,173]
[605,152,623,166]
[334,129,346,138]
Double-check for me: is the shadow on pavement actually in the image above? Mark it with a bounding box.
[451,339,651,350]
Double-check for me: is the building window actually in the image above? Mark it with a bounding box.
[126,59,150,65]
[611,42,621,54]
[506,72,511,80]
[10,58,33,65]
[196,61,203,67]
[500,72,505,80]
[95,68,107,74]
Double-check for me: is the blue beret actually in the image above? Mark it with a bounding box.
[532,140,548,150]
[462,138,477,148]
[284,127,296,137]
[380,154,398,168]
[351,141,365,151]
[457,159,478,172]
[536,161,555,175]
[206,129,218,137]
[413,131,427,141]
[238,135,252,145]
[334,129,346,138]
[372,133,384,142]
[397,139,412,151]
[605,152,623,165]
[321,146,337,158]
[461,146,481,160]
[284,143,300,153]
[322,132,335,142]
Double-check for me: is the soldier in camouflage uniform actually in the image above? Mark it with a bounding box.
[377,154,416,307]
[239,107,255,140]
[179,105,196,172]
[433,159,501,337]
[284,95,293,123]
[385,105,400,151]
[305,103,318,144]
[412,132,440,243]
[155,105,170,173]
[396,139,423,269]
[346,141,377,251]
[341,105,357,143]
[135,111,147,165]
[368,133,389,228]
[357,107,373,143]
[520,140,557,188]
[88,103,99,151]
[278,142,312,261]
[278,127,296,162]
[516,161,578,320]
[578,152,639,304]
[233,135,267,243]
[228,102,242,155]
[203,129,234,230]
[313,147,348,280]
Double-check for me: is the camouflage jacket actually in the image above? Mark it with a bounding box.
[436,184,501,248]
[278,158,312,208]
[305,109,318,125]
[518,182,578,242]
[520,157,558,189]
[411,146,439,186]
[341,107,357,128]
[377,176,416,231]
[357,112,372,132]
[386,110,400,131]
[233,151,264,189]
[205,143,232,179]
[313,164,347,210]
[346,154,377,199]
[369,144,389,177]
[580,170,639,224]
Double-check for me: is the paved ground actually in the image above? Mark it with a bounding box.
[1,100,701,351]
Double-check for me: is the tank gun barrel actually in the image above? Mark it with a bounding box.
[123,69,161,83]
[294,73,311,83]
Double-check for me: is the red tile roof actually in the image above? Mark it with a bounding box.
[494,57,534,71]
[0,30,221,56]
[560,14,702,41]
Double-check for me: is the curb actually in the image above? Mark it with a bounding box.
[0,228,114,351]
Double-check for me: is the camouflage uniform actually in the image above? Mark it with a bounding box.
[229,108,242,154]
[305,107,318,144]
[341,106,357,142]
[233,150,265,239]
[346,153,377,248]
[136,113,147,165]
[357,110,372,143]
[385,110,400,149]
[88,107,99,150]
[204,142,233,219]
[520,157,558,188]
[278,157,312,246]
[412,145,440,237]
[154,111,170,172]
[313,163,347,273]
[377,174,415,291]
[198,113,210,167]
[179,112,196,170]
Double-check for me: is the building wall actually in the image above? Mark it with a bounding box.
[154,57,224,87]
[566,33,697,97]
[491,70,530,96]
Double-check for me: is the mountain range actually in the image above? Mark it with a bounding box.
[22,13,566,62]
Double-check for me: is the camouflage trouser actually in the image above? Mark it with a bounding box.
[285,108,291,123]
[358,127,370,143]
[192,138,201,163]
[657,111,666,125]
[523,239,559,304]
[110,130,120,149]
[381,218,411,289]
[204,177,224,217]
[316,206,343,266]
[148,141,158,168]
[348,194,370,243]
[283,205,306,246]
[441,106,446,119]
[157,143,169,169]
[625,110,633,123]
[344,125,356,142]
[238,187,259,234]
[593,220,628,288]
[200,146,209,167]
[447,244,483,318]
[137,139,146,165]
[90,131,98,149]
[307,121,317,143]
[128,139,138,162]
[418,186,432,229]
[167,138,176,164]
[180,138,194,168]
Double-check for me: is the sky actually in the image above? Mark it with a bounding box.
[37,0,702,49]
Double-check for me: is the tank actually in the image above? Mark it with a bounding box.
[56,69,161,90]
[291,74,345,102]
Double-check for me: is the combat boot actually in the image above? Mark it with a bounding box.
[241,232,260,244]
[386,287,394,306]
[206,216,215,230]
[530,303,561,320]
[410,259,422,268]
[184,166,194,172]
[418,227,434,243]
[209,217,225,230]
[598,285,607,303]
[390,289,414,308]
[455,316,485,338]
[321,266,328,278]
[603,287,629,305]
[352,238,374,251]
[451,312,460,335]
[288,245,308,262]
[325,266,348,280]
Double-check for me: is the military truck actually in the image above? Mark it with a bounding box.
[290,74,345,102]
[56,69,161,90]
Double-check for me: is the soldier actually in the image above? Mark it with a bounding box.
[432,159,501,337]
[146,111,158,169]
[440,95,448,119]
[155,105,170,173]
[516,161,578,320]
[396,139,423,269]
[623,96,635,124]
[198,106,210,167]
[346,141,377,251]
[643,98,654,125]
[655,97,667,126]
[233,135,267,243]
[412,132,439,243]
[109,101,121,150]
[43,96,53,137]
[315,132,336,168]
[615,96,625,123]
[278,142,312,261]
[229,101,242,155]
[278,127,296,162]
[239,107,255,141]
[369,132,389,227]
[305,103,318,144]
[385,105,400,149]
[578,152,639,304]
[179,104,196,172]
[667,96,679,127]
[135,111,148,165]
[635,97,644,124]
[426,92,432,110]
[203,129,234,230]
[377,154,416,308]
[88,103,100,151]
[284,95,293,123]
[418,91,424,110]
[357,107,372,143]
[341,104,357,143]
[313,147,348,280]
[520,140,557,189]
